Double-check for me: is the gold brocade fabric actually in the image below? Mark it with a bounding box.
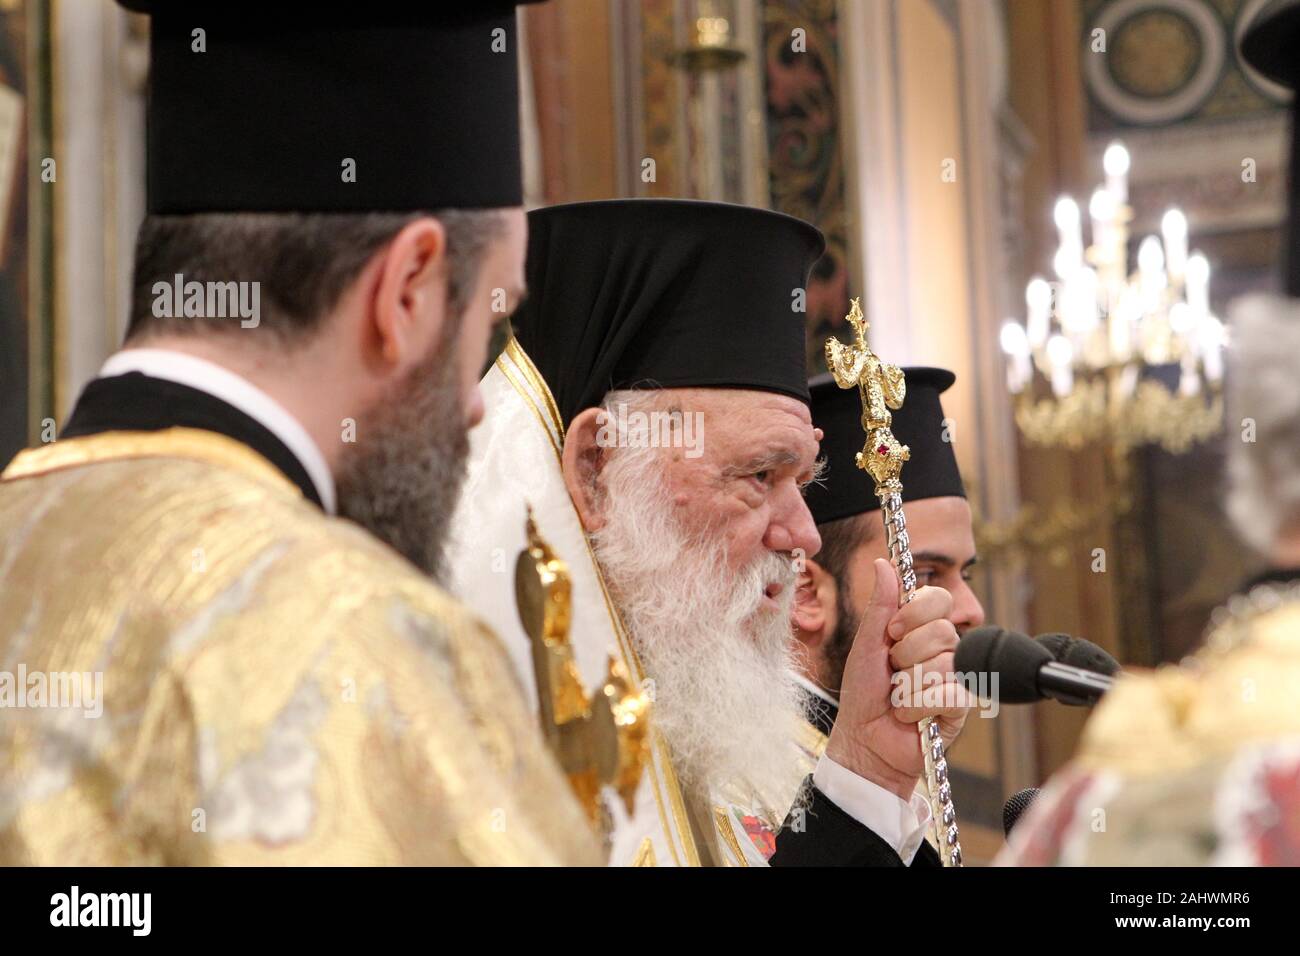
[0,429,601,866]
[1075,599,1300,777]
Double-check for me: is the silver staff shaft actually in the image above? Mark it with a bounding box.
[880,487,963,867]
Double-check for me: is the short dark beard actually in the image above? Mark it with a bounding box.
[812,512,879,695]
[821,579,858,695]
[335,324,469,583]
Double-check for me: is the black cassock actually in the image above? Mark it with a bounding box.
[62,371,323,508]
[769,691,942,867]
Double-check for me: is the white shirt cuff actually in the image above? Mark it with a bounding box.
[813,754,933,864]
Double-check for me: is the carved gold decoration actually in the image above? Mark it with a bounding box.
[1013,377,1224,455]
[515,507,651,833]
[825,298,910,495]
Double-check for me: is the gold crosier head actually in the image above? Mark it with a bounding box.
[823,298,911,495]
[844,296,869,348]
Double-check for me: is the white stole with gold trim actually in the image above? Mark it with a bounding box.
[447,340,703,867]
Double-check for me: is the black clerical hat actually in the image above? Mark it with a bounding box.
[1240,0,1300,296]
[512,199,825,426]
[804,367,964,525]
[118,2,538,213]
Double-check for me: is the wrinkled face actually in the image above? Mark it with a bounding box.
[586,387,822,806]
[654,388,823,610]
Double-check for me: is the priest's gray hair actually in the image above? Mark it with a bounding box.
[1226,294,1300,555]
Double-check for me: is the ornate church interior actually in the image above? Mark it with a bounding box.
[0,0,1296,876]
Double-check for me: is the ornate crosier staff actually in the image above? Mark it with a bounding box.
[825,298,962,867]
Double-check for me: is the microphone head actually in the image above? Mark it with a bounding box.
[1002,787,1040,836]
[1034,632,1073,663]
[955,625,1052,703]
[1039,633,1120,677]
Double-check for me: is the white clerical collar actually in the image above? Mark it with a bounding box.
[792,671,839,708]
[98,348,337,514]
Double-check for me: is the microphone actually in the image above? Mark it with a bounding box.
[1034,633,1120,705]
[1002,787,1040,836]
[955,625,1115,705]
[1035,632,1120,675]
[990,637,1116,838]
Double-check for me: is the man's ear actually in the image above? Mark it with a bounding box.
[792,557,836,643]
[562,407,608,531]
[369,217,448,369]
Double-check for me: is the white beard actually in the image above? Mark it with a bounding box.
[589,444,810,818]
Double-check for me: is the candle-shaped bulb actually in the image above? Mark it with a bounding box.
[1054,196,1081,233]
[1186,252,1210,318]
[1046,333,1073,368]
[1000,320,1029,357]
[1026,276,1052,347]
[1089,187,1116,223]
[1103,141,1130,204]
[1053,246,1078,280]
[1169,301,1194,335]
[1089,188,1117,263]
[1161,208,1188,278]
[1026,276,1052,313]
[1138,235,1165,275]
[1103,142,1130,177]
[1046,334,1075,398]
[1200,315,1225,384]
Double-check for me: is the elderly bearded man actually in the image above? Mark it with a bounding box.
[448,199,971,866]
[0,3,599,866]
[793,369,985,738]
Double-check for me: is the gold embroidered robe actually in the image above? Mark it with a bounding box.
[0,428,600,866]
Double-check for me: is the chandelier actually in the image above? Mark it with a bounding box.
[999,142,1225,454]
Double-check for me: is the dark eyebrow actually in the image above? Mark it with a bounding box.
[912,551,980,572]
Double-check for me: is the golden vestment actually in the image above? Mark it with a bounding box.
[0,428,600,866]
[998,584,1300,866]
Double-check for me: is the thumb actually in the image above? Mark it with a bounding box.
[854,558,900,647]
